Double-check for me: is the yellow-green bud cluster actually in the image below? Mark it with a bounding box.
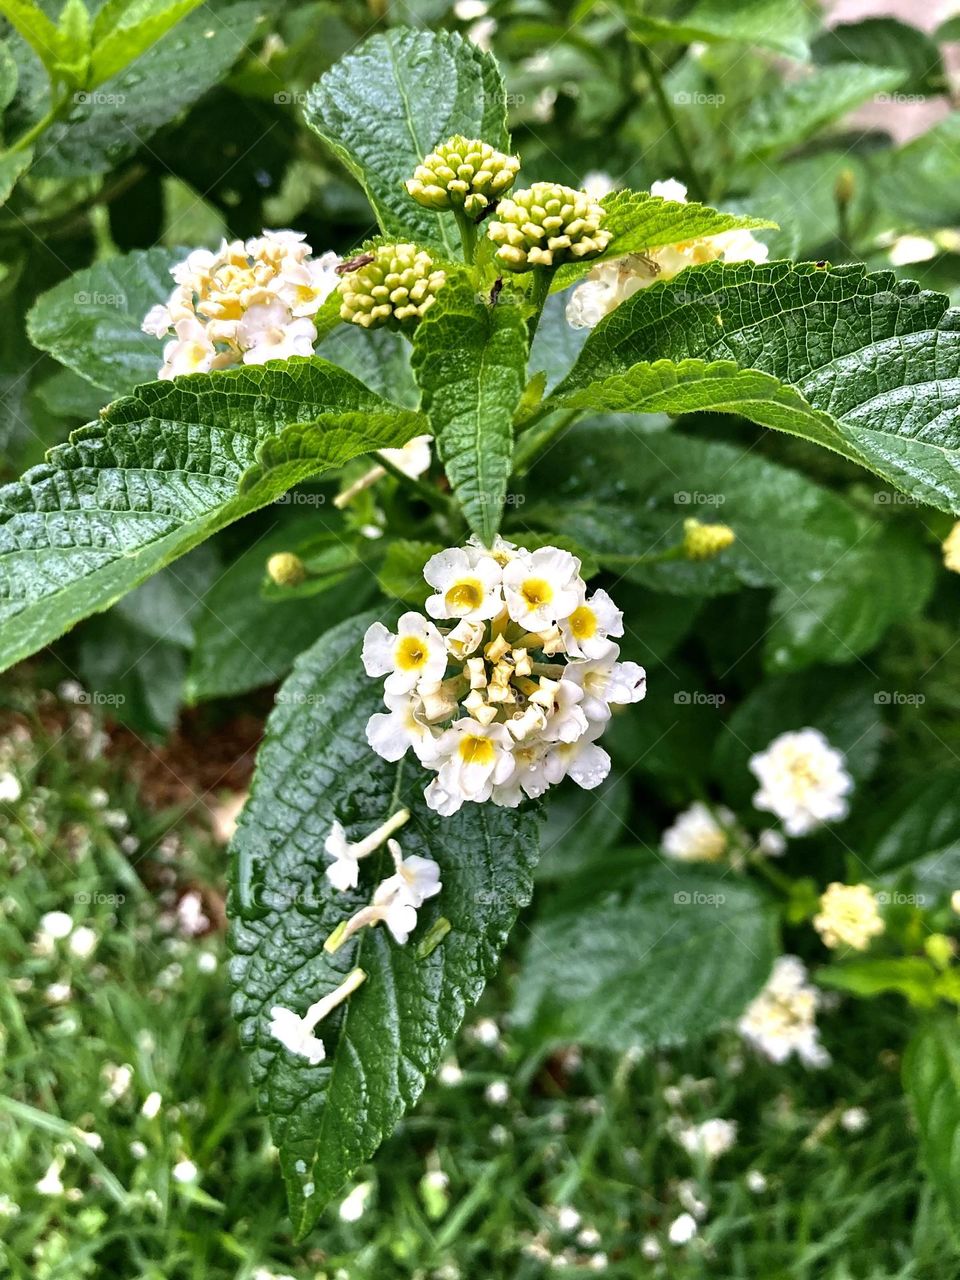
[406,135,520,216]
[337,244,446,329]
[267,552,307,587]
[486,182,613,272]
[683,518,736,561]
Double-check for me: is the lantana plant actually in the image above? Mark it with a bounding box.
[4,25,960,1234]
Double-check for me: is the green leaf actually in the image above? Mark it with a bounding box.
[0,37,20,112]
[535,771,630,884]
[861,772,960,876]
[512,862,777,1050]
[904,1015,960,1223]
[812,18,945,95]
[376,537,442,607]
[875,115,960,231]
[819,957,940,1008]
[187,513,376,703]
[622,0,813,60]
[731,65,905,160]
[523,425,930,670]
[553,189,777,292]
[27,246,183,397]
[554,262,960,515]
[412,279,527,544]
[0,359,425,674]
[0,0,68,71]
[229,611,540,1232]
[304,28,509,256]
[89,0,204,87]
[0,145,31,204]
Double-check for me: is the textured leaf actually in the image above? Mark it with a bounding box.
[904,1015,960,1225]
[512,862,777,1050]
[623,0,813,60]
[0,145,31,204]
[304,29,508,256]
[861,772,960,876]
[27,246,183,397]
[89,0,205,86]
[412,279,527,543]
[732,64,904,160]
[555,262,960,515]
[0,38,19,112]
[553,190,776,292]
[0,359,424,673]
[812,18,945,94]
[524,425,929,670]
[0,0,66,69]
[229,611,540,1232]
[875,115,960,231]
[376,538,441,607]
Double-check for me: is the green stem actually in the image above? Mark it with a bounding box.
[636,44,707,203]
[749,853,794,897]
[1,99,64,157]
[525,266,554,343]
[512,409,581,475]
[453,207,478,265]
[598,545,687,569]
[372,449,455,518]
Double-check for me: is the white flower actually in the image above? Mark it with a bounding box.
[365,691,440,765]
[813,882,884,951]
[749,728,853,836]
[738,956,830,1068]
[36,1157,65,1196]
[423,547,504,623]
[141,303,172,338]
[237,299,317,364]
[0,771,21,802]
[329,841,442,948]
[559,588,623,659]
[362,614,448,695]
[745,1169,767,1193]
[323,808,410,892]
[502,546,582,630]
[485,1079,510,1106]
[268,967,366,1064]
[176,890,209,937]
[429,720,516,812]
[39,910,74,941]
[275,249,340,316]
[339,1180,373,1222]
[172,1158,198,1184]
[68,925,98,959]
[650,177,688,202]
[581,171,617,200]
[668,1212,698,1245]
[560,642,646,723]
[841,1106,868,1133]
[379,434,432,480]
[141,1091,162,1119]
[676,1118,737,1162]
[661,803,733,864]
[542,726,611,791]
[160,317,222,379]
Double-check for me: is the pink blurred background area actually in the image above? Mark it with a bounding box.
[827,0,960,141]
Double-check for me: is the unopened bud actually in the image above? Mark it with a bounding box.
[337,243,447,329]
[834,167,855,208]
[267,552,307,587]
[683,518,735,561]
[487,182,613,272]
[406,135,520,216]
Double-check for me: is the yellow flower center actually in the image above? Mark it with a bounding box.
[446,578,484,611]
[458,735,496,766]
[568,605,597,639]
[520,578,553,609]
[396,635,428,671]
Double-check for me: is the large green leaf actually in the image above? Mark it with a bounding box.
[0,359,424,673]
[875,115,960,231]
[412,279,527,544]
[229,611,540,1233]
[553,262,960,515]
[623,0,813,60]
[89,0,205,87]
[904,1015,960,1226]
[861,772,960,877]
[304,28,508,257]
[811,18,945,95]
[512,862,777,1050]
[523,425,931,671]
[27,246,183,398]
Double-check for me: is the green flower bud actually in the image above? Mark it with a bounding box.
[337,244,446,329]
[405,135,520,216]
[486,182,613,272]
[267,552,307,587]
[683,518,736,561]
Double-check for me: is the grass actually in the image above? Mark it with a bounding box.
[1,675,959,1280]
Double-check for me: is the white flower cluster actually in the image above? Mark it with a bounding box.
[661,801,736,863]
[361,538,646,815]
[749,728,853,837]
[142,230,340,379]
[566,178,769,330]
[738,955,830,1068]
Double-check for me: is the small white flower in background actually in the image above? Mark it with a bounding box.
[323,807,411,892]
[471,1016,501,1048]
[142,231,339,379]
[141,1091,162,1120]
[557,1205,581,1232]
[581,171,618,200]
[339,1180,373,1222]
[485,1079,510,1106]
[172,1158,198,1184]
[176,890,209,938]
[840,1106,868,1133]
[268,967,366,1064]
[329,840,442,947]
[39,910,74,941]
[749,728,853,836]
[738,955,830,1068]
[45,981,72,1004]
[641,1235,662,1260]
[0,771,21,802]
[887,234,936,267]
[661,802,734,863]
[951,889,960,915]
[745,1169,768,1194]
[668,1212,698,1245]
[566,175,768,330]
[813,883,884,951]
[756,828,787,858]
[101,1062,133,1105]
[944,523,960,574]
[36,1157,65,1196]
[363,538,645,817]
[676,1117,737,1162]
[0,1193,20,1218]
[334,434,434,510]
[438,1057,464,1086]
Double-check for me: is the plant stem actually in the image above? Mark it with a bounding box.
[372,449,454,518]
[525,266,554,343]
[512,409,581,475]
[636,44,707,203]
[453,207,478,265]
[1,99,64,158]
